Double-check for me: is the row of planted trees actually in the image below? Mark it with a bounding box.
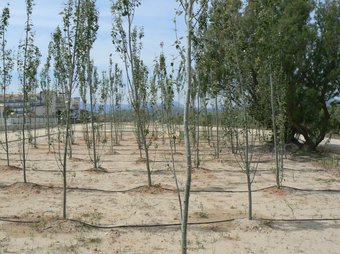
[0,0,126,215]
[109,1,339,252]
[0,0,339,253]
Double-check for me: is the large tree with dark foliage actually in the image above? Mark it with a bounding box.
[201,0,339,151]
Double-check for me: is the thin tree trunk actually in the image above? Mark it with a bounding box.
[270,63,280,188]
[126,11,151,186]
[46,93,51,153]
[34,90,37,148]
[89,63,98,170]
[21,21,30,183]
[234,39,253,220]
[167,115,183,218]
[110,101,114,151]
[215,95,220,159]
[90,93,97,169]
[3,93,9,166]
[195,94,200,168]
[181,1,193,252]
[62,0,82,219]
[104,107,107,140]
[2,41,9,165]
[243,93,253,220]
[62,95,72,219]
[137,113,152,186]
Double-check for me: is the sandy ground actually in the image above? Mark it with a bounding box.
[0,124,340,254]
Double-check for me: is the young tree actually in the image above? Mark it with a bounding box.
[111,0,152,186]
[175,0,209,251]
[17,0,41,183]
[40,42,54,152]
[243,0,288,188]
[100,70,109,142]
[108,57,124,148]
[82,0,99,169]
[86,64,105,169]
[203,0,260,220]
[51,0,95,219]
[152,45,183,223]
[177,0,194,252]
[152,44,174,142]
[0,4,12,166]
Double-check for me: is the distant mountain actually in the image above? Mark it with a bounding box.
[79,102,131,112]
[77,101,219,113]
[79,102,184,112]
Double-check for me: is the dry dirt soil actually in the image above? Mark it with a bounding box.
[0,125,340,253]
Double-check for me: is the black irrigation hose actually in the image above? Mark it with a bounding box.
[0,184,273,194]
[1,216,340,230]
[281,185,340,193]
[190,185,340,193]
[69,218,237,229]
[1,182,340,194]
[0,216,236,228]
[259,218,340,222]
[0,217,36,224]
[191,185,276,193]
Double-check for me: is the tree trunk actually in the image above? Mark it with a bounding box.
[195,94,200,168]
[215,95,220,159]
[1,31,10,165]
[270,64,280,188]
[137,112,152,187]
[181,1,193,253]
[45,91,51,152]
[110,101,114,152]
[88,63,98,170]
[62,94,72,219]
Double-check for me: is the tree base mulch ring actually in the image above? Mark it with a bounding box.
[1,182,59,195]
[262,186,295,197]
[86,167,108,173]
[173,152,183,155]
[193,167,212,172]
[1,215,89,234]
[0,165,22,171]
[35,217,90,233]
[71,157,87,162]
[105,150,120,155]
[232,218,272,233]
[135,157,147,164]
[130,184,175,194]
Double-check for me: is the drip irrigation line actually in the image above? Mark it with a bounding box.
[283,167,326,172]
[31,168,61,173]
[1,216,339,229]
[1,182,340,194]
[69,218,237,229]
[0,217,36,224]
[281,185,340,193]
[67,186,142,193]
[0,217,236,228]
[259,218,340,222]
[191,186,276,193]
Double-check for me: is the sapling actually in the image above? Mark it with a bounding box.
[50,0,97,219]
[0,5,12,166]
[111,0,152,186]
[17,0,41,182]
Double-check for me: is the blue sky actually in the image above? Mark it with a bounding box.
[0,0,185,93]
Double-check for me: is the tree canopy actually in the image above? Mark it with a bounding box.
[196,0,339,150]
